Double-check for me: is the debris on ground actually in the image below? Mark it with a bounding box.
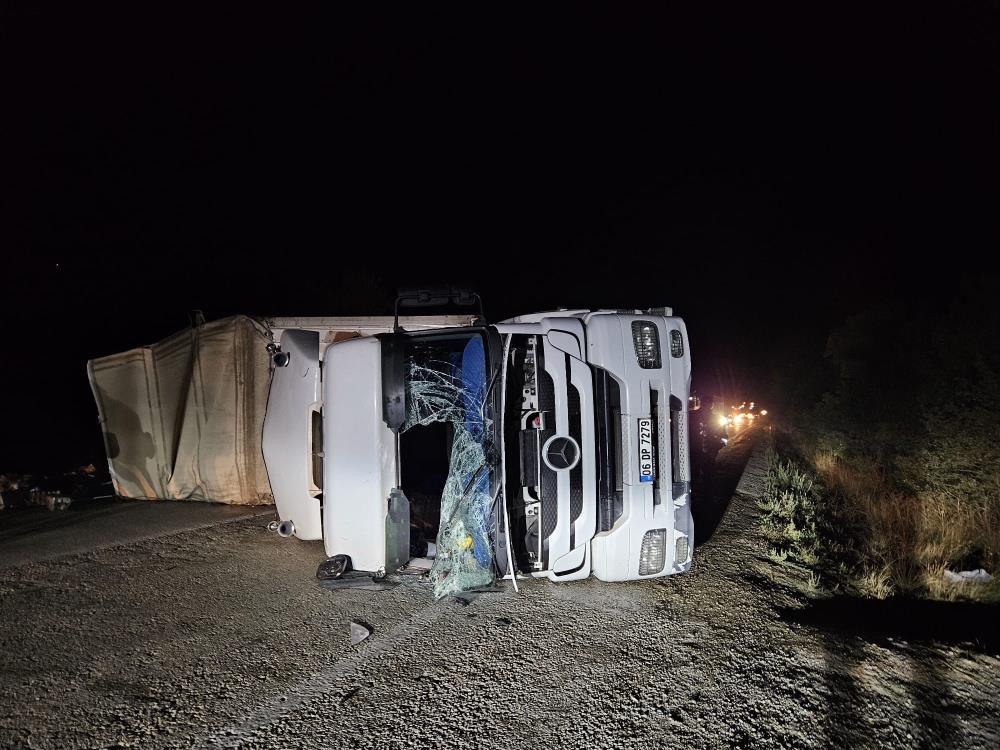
[318,572,397,592]
[944,568,994,584]
[317,555,352,580]
[1,465,113,512]
[349,621,371,645]
[452,585,505,607]
[33,490,73,511]
[397,558,434,575]
[339,686,362,704]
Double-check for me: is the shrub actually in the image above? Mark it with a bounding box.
[855,565,893,600]
[769,279,1000,601]
[759,456,819,566]
[765,440,999,601]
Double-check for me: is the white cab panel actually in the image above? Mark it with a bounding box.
[322,336,396,571]
[262,330,323,540]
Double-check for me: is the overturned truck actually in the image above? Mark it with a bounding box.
[89,304,696,597]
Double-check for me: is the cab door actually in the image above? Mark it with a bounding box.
[262,329,323,540]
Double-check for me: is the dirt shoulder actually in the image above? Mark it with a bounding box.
[1,436,997,749]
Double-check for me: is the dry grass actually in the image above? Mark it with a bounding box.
[855,565,894,600]
[810,449,999,601]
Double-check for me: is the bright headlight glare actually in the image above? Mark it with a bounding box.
[639,528,667,575]
[631,321,661,369]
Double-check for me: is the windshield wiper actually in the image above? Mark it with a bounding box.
[478,362,501,424]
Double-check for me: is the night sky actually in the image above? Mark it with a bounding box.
[3,5,998,473]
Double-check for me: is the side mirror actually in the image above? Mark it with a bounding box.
[379,333,407,432]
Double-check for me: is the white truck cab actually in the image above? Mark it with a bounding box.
[263,306,694,589]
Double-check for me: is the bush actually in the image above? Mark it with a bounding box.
[759,454,821,567]
[758,445,860,591]
[769,278,1000,601]
[762,438,1000,601]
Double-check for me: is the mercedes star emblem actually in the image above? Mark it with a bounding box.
[542,435,580,471]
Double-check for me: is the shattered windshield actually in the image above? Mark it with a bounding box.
[399,333,497,598]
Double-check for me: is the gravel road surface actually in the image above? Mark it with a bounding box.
[2,432,997,749]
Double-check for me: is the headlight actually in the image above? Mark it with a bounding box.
[675,537,690,566]
[631,321,661,369]
[670,329,684,358]
[639,528,667,575]
[717,415,729,427]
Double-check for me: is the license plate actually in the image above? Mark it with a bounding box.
[638,417,655,482]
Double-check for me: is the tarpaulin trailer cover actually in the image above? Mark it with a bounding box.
[87,315,274,505]
[87,313,478,505]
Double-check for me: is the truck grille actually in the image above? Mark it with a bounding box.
[568,383,584,525]
[538,369,558,543]
[593,367,623,532]
[670,395,689,500]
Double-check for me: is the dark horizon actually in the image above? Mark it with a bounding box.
[3,4,999,472]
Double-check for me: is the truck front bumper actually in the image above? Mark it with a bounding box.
[591,485,693,581]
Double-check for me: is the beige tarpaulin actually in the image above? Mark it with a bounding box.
[87,315,274,505]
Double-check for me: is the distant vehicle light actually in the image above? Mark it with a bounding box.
[717,415,729,427]
[760,409,768,416]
